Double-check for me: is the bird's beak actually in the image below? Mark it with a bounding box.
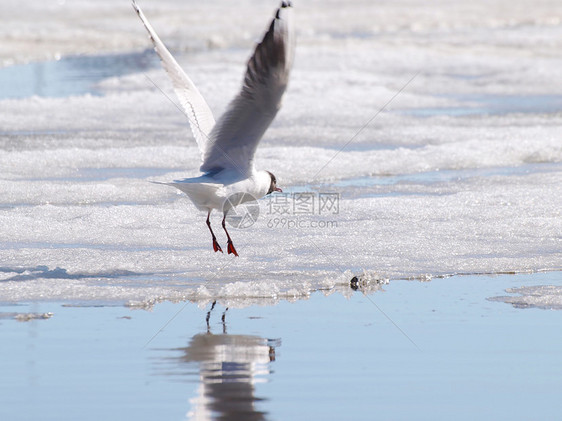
[275,187,283,193]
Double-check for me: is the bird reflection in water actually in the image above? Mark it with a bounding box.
[162,302,280,421]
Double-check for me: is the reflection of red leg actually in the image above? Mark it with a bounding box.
[206,211,222,253]
[222,214,239,257]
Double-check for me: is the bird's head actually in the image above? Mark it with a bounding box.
[266,171,282,194]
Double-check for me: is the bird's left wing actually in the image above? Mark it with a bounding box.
[133,1,215,158]
[200,2,295,176]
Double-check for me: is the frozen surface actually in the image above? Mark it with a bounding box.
[0,0,561,306]
[489,284,562,310]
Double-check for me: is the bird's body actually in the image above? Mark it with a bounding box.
[170,169,273,213]
[133,1,294,255]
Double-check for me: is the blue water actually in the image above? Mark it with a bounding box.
[1,272,561,421]
[405,94,562,117]
[333,162,562,189]
[0,50,157,99]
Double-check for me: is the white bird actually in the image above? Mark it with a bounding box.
[132,1,294,256]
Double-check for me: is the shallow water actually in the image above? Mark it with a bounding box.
[332,162,562,189]
[405,94,562,117]
[0,51,157,99]
[1,272,561,421]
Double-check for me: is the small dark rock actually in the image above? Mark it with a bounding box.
[350,276,359,291]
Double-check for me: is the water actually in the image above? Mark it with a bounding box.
[1,272,561,421]
[405,94,562,117]
[0,51,157,99]
[333,162,562,188]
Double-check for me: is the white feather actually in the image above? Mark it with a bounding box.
[132,0,215,160]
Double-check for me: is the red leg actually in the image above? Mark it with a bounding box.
[221,214,239,257]
[206,211,222,253]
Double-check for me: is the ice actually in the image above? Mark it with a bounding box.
[0,0,561,306]
[489,284,562,310]
[0,310,53,321]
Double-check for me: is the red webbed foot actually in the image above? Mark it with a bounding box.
[212,239,223,253]
[227,241,239,257]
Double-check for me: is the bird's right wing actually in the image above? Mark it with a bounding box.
[133,1,215,158]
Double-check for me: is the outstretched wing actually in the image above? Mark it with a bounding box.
[200,2,295,176]
[133,1,215,158]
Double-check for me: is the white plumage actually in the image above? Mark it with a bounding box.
[133,1,294,255]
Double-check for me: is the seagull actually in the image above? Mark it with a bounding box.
[132,1,294,256]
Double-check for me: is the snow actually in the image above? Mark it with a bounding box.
[0,0,561,306]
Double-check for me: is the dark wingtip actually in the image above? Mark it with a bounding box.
[276,2,291,19]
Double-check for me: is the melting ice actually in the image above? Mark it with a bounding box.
[0,0,561,306]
